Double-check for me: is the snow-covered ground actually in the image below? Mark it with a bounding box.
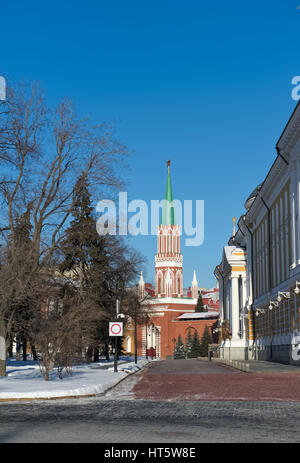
[0,357,150,400]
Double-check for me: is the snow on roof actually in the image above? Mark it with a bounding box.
[204,292,219,303]
[177,311,219,320]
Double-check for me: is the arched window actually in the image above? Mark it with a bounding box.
[158,277,161,294]
[126,336,131,353]
[185,327,197,338]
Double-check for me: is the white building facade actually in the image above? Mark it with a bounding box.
[215,101,300,364]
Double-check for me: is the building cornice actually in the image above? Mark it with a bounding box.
[246,155,288,223]
[276,100,300,158]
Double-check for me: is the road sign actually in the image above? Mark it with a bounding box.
[109,322,123,337]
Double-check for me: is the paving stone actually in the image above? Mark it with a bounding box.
[1,359,300,442]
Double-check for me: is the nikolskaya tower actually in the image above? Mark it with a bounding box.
[154,159,184,298]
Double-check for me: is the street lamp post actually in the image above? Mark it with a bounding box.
[155,327,159,359]
[134,304,138,364]
[145,323,148,359]
[151,324,154,360]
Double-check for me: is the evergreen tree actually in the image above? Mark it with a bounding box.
[199,326,213,357]
[195,292,206,312]
[185,328,193,358]
[59,175,113,359]
[10,204,37,361]
[190,330,201,358]
[173,335,186,359]
[59,174,99,286]
[59,174,142,361]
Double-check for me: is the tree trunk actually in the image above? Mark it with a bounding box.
[104,343,109,360]
[93,347,99,362]
[30,342,38,361]
[8,337,13,358]
[86,346,93,363]
[0,318,6,376]
[16,338,21,361]
[22,337,27,361]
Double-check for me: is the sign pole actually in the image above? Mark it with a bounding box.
[114,336,118,373]
[114,299,120,373]
[109,300,123,373]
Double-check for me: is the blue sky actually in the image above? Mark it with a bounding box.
[1,0,300,288]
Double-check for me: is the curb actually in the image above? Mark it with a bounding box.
[211,358,250,373]
[98,361,152,397]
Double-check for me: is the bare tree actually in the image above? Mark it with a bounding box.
[30,285,103,380]
[0,81,128,375]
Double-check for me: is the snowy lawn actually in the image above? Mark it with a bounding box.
[0,357,150,400]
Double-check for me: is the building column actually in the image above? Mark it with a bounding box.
[290,160,298,269]
[296,156,300,266]
[241,276,247,340]
[230,275,240,341]
[218,274,224,321]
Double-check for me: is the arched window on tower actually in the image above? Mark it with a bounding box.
[178,276,181,294]
[158,276,161,294]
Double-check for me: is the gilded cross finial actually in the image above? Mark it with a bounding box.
[232,217,236,236]
[167,159,170,173]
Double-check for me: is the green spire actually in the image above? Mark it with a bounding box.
[161,159,176,225]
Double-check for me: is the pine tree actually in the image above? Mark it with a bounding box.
[59,174,140,362]
[173,335,186,359]
[190,330,201,358]
[11,204,36,361]
[199,326,213,357]
[185,328,193,358]
[59,175,112,359]
[60,174,115,301]
[195,292,206,312]
[59,174,99,287]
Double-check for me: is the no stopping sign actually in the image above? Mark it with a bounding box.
[109,322,123,337]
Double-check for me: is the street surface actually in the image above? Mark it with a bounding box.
[1,359,300,443]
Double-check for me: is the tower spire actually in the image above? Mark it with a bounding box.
[138,271,145,299]
[167,158,170,173]
[155,160,182,298]
[161,159,175,225]
[192,269,198,299]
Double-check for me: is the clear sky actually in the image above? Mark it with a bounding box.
[1,0,300,288]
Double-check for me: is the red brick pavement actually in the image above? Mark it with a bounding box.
[133,360,300,401]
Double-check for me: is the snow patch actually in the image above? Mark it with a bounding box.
[0,357,150,400]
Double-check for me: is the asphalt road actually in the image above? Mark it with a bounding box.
[0,359,300,443]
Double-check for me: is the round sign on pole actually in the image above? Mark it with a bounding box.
[109,322,123,337]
